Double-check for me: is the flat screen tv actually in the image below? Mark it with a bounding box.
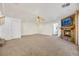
[61,17,73,26]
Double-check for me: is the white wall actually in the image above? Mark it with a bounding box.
[21,22,37,35]
[21,21,61,36]
[11,17,21,39]
[38,23,53,35]
[0,16,21,40]
[0,16,60,40]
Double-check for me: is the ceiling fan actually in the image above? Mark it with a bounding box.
[35,16,44,24]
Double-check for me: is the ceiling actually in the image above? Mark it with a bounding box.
[0,3,79,23]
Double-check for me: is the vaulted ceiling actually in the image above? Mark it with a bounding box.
[0,3,79,23]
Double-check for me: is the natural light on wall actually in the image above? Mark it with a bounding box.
[53,23,59,35]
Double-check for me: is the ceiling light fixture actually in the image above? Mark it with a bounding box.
[62,3,70,8]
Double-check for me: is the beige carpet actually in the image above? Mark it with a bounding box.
[0,34,79,56]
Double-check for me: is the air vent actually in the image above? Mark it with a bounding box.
[62,3,70,8]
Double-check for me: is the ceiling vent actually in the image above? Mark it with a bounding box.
[62,3,70,8]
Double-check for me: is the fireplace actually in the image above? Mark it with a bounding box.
[64,30,71,37]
